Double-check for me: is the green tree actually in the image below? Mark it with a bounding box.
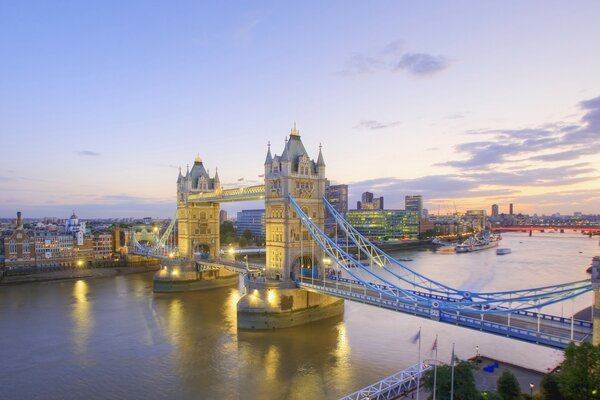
[538,374,564,400]
[242,229,253,241]
[480,391,503,400]
[559,342,600,400]
[497,370,521,400]
[423,361,478,400]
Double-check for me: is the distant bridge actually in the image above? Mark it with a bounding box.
[492,226,600,233]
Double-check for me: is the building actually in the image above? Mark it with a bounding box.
[509,203,514,215]
[405,195,423,216]
[236,209,265,238]
[263,125,327,280]
[465,210,487,231]
[92,234,113,259]
[491,204,499,220]
[219,210,228,225]
[176,156,221,257]
[346,209,419,240]
[64,211,86,245]
[325,182,348,234]
[357,191,384,210]
[3,212,36,269]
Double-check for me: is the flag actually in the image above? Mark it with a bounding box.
[450,343,459,365]
[430,337,438,355]
[238,177,244,181]
[410,329,421,344]
[258,174,265,177]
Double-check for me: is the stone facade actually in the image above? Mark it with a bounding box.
[263,126,327,281]
[176,156,221,259]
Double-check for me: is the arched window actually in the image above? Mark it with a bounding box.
[9,240,17,254]
[23,240,30,254]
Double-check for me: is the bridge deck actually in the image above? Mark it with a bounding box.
[297,279,591,349]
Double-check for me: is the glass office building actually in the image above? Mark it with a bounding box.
[346,210,419,240]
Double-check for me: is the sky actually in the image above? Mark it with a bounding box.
[1,1,599,218]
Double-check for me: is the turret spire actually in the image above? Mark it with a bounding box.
[264,141,273,165]
[317,143,325,167]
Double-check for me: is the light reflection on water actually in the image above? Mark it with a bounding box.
[72,280,93,357]
[0,232,597,399]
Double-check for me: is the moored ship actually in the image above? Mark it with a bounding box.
[455,231,501,253]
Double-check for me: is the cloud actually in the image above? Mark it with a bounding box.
[78,150,100,156]
[394,53,450,76]
[355,120,401,130]
[338,40,451,77]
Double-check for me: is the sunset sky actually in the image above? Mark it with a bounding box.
[1,1,599,218]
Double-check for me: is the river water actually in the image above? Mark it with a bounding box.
[0,232,597,399]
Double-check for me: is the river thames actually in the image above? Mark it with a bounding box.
[0,232,597,399]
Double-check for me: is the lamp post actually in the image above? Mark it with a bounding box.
[529,383,534,398]
[475,345,480,362]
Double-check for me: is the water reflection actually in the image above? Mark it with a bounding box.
[71,280,94,357]
[237,315,351,400]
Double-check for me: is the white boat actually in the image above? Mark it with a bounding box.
[455,231,501,253]
[496,248,512,255]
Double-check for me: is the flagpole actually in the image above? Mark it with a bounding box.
[450,342,455,400]
[416,327,421,400]
[432,334,438,400]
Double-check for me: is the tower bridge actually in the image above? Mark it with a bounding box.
[139,125,599,350]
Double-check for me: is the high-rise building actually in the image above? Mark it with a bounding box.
[491,204,499,219]
[236,209,265,238]
[509,203,514,215]
[405,195,423,215]
[357,191,384,210]
[219,209,228,225]
[325,182,348,233]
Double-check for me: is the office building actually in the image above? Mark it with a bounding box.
[236,209,265,238]
[405,195,423,216]
[346,209,419,240]
[325,182,348,234]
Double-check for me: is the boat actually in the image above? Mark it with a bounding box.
[496,248,511,255]
[455,231,501,253]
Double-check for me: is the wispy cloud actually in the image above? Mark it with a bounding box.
[394,53,450,76]
[78,150,100,157]
[355,120,401,130]
[347,95,600,211]
[338,40,450,77]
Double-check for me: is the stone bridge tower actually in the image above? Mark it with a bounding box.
[263,125,327,281]
[237,126,344,329]
[177,156,221,259]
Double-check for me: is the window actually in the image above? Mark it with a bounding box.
[9,240,17,254]
[23,240,30,254]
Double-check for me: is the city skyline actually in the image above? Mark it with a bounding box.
[2,2,600,218]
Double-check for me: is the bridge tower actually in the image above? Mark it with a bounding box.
[176,156,221,259]
[237,126,344,329]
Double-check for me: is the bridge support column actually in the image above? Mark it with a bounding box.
[592,257,600,345]
[237,278,343,329]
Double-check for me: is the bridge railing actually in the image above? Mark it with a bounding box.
[337,361,432,400]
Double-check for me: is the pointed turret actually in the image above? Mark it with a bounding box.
[177,166,183,183]
[281,137,289,161]
[317,143,325,167]
[264,141,272,165]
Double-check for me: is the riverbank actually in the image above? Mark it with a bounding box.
[0,265,160,285]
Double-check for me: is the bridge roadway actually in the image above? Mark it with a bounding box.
[297,277,592,349]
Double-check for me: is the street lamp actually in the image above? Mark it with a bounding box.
[529,383,534,397]
[475,345,480,362]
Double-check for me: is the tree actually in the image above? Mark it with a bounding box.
[538,373,564,400]
[480,391,503,400]
[423,361,478,400]
[558,342,600,400]
[242,229,253,241]
[497,370,521,400]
